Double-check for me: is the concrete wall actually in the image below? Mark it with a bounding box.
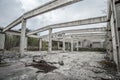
[107,0,120,71]
[92,42,102,48]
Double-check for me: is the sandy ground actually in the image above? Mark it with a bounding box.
[0,51,118,80]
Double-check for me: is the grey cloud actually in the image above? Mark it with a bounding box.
[0,0,24,27]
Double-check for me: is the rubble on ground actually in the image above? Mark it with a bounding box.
[0,51,119,80]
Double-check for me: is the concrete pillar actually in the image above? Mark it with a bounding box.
[81,40,83,48]
[39,38,42,51]
[24,37,28,51]
[101,42,103,48]
[76,41,79,51]
[71,39,73,52]
[58,41,60,50]
[63,38,65,52]
[48,28,52,52]
[20,19,26,55]
[112,0,120,71]
[67,42,69,51]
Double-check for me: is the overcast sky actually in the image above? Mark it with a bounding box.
[0,0,107,35]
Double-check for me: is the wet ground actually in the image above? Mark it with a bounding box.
[0,51,119,80]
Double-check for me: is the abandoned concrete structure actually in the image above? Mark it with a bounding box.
[0,0,120,73]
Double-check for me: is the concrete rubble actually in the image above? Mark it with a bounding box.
[0,51,119,80]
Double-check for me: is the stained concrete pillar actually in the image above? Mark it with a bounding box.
[63,38,65,52]
[39,38,42,51]
[71,39,73,52]
[20,19,26,55]
[48,28,52,52]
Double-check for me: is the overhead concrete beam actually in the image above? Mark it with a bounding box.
[42,32,106,42]
[40,27,106,38]
[2,29,40,38]
[3,0,82,32]
[43,36,105,42]
[27,35,41,38]
[27,16,107,35]
[50,16,107,29]
[64,33,106,37]
[5,31,21,36]
[24,0,82,19]
[57,27,106,34]
[3,16,23,32]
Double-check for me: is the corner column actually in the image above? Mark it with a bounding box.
[20,19,26,56]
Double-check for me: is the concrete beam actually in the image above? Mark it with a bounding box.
[27,35,41,38]
[3,16,23,32]
[5,31,21,36]
[3,0,82,32]
[50,16,107,29]
[57,27,106,34]
[27,16,107,35]
[42,33,106,42]
[5,31,40,38]
[40,27,106,38]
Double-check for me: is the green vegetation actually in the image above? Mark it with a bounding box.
[76,48,106,52]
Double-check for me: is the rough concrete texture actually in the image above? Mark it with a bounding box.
[0,51,118,80]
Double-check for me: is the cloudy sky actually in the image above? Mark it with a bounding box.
[0,0,107,35]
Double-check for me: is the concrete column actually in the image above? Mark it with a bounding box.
[101,42,103,48]
[67,42,69,51]
[76,41,79,51]
[24,37,28,51]
[48,28,52,52]
[20,19,26,55]
[39,38,42,51]
[63,38,65,52]
[58,41,60,50]
[71,39,73,52]
[81,40,83,48]
[112,0,120,71]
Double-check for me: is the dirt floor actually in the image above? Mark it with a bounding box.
[0,51,119,80]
